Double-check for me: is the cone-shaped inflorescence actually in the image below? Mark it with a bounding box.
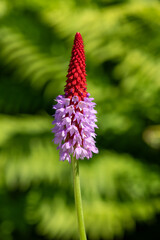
[64,32,88,100]
[52,32,98,163]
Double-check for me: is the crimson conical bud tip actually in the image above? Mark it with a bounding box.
[64,32,87,101]
[74,32,83,46]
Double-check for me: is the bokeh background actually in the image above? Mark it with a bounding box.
[0,0,160,239]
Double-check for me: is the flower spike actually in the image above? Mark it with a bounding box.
[52,32,98,162]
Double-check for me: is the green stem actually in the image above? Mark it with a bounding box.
[72,155,87,240]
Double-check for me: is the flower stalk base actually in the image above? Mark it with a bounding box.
[72,155,87,240]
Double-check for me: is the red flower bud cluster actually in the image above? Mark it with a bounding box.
[64,32,88,101]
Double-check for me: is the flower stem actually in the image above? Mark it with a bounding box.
[72,155,87,240]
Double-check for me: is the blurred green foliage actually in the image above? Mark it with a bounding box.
[0,0,160,239]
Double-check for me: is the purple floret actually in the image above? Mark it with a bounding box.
[52,95,98,162]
